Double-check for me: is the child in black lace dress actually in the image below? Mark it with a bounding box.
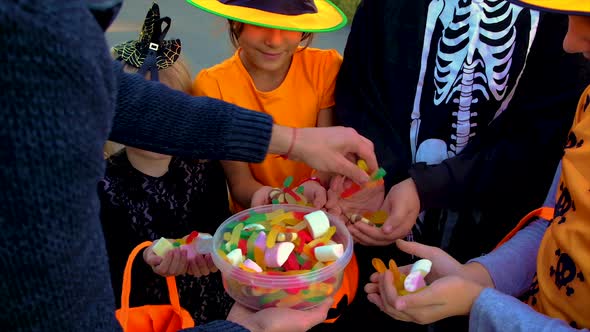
[98,3,233,325]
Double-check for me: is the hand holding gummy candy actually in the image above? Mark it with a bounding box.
[251,176,327,209]
[143,231,217,277]
[350,177,422,246]
[324,160,390,245]
[364,240,488,324]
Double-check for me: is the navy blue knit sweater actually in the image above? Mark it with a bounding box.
[0,1,269,330]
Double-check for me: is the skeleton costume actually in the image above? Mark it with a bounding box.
[331,0,590,331]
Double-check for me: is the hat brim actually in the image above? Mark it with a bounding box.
[185,0,347,32]
[507,0,590,16]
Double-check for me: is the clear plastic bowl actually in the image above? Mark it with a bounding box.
[211,204,353,310]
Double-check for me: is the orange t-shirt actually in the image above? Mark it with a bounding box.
[528,85,590,328]
[193,47,342,209]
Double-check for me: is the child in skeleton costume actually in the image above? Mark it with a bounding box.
[364,2,590,330]
[323,1,590,331]
[99,3,234,324]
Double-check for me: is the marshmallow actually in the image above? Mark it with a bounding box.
[195,233,213,254]
[404,271,426,292]
[254,231,267,250]
[243,223,265,232]
[226,248,244,266]
[265,242,295,268]
[403,259,432,292]
[242,259,263,272]
[304,210,330,239]
[410,259,432,276]
[314,244,343,262]
[152,237,174,257]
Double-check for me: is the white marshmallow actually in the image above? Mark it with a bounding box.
[195,233,213,254]
[242,259,263,272]
[152,237,174,257]
[410,259,432,276]
[243,223,265,232]
[226,248,244,266]
[304,210,330,239]
[264,242,295,268]
[314,244,343,262]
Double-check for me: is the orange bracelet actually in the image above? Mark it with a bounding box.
[280,127,297,159]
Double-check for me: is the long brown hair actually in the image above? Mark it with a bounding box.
[227,20,314,49]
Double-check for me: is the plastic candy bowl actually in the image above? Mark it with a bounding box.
[211,204,353,310]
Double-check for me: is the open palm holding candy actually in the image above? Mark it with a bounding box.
[152,231,213,258]
[211,204,353,310]
[325,159,387,225]
[270,175,329,208]
[372,257,432,295]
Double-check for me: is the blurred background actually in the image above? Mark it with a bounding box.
[106,0,361,73]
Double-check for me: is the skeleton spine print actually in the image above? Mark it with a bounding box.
[410,0,539,164]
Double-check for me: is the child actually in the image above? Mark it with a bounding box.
[365,1,590,329]
[188,0,363,324]
[189,0,348,212]
[99,3,234,325]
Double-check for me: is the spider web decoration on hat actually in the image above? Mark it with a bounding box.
[112,3,181,70]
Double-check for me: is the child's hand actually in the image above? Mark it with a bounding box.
[144,245,189,277]
[324,175,385,243]
[299,179,327,208]
[250,186,275,207]
[186,252,218,277]
[365,269,484,324]
[395,239,494,287]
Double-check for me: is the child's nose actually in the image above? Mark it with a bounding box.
[264,29,283,47]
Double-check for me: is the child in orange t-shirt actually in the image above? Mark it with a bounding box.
[190,0,346,212]
[188,0,358,324]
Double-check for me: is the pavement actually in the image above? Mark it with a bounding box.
[106,0,351,73]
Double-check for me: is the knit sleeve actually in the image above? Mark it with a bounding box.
[469,288,587,332]
[109,61,273,162]
[183,320,250,332]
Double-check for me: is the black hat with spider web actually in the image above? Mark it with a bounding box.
[112,2,181,81]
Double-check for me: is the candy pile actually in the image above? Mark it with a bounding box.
[216,209,347,309]
[268,176,312,206]
[372,257,432,295]
[152,231,213,259]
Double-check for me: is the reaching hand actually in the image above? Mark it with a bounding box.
[379,178,421,240]
[365,269,484,324]
[227,298,333,332]
[289,127,377,185]
[143,246,188,276]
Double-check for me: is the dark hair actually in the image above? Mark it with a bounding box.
[227,20,314,49]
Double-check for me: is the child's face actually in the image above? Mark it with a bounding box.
[237,24,303,74]
[564,15,590,60]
